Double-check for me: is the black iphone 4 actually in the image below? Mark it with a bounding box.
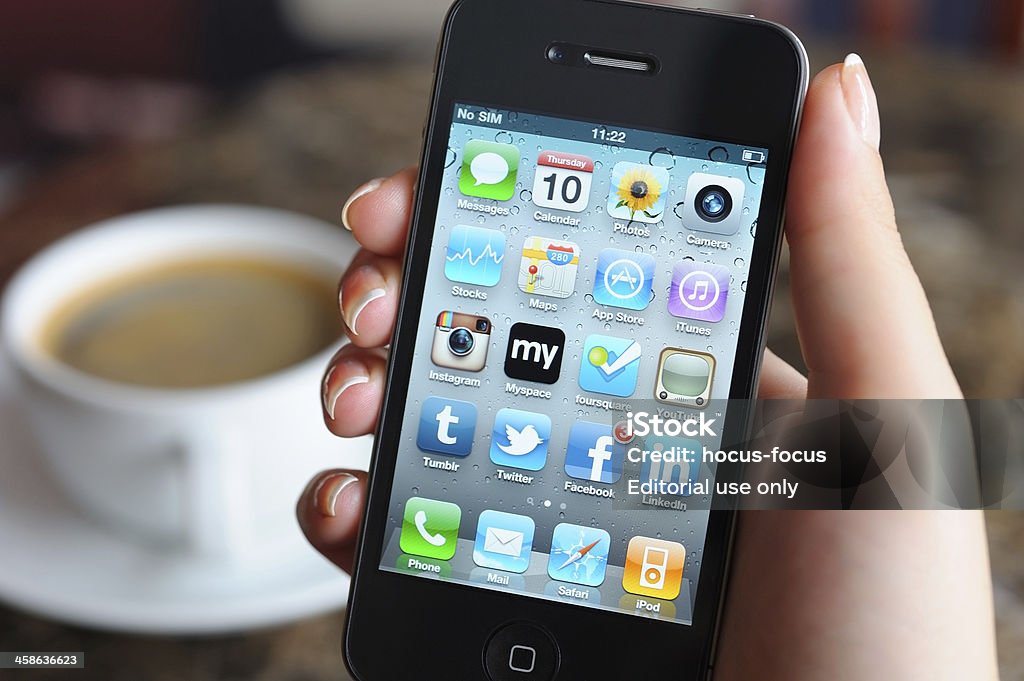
[345,1,807,679]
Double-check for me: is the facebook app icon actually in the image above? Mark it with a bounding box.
[417,396,477,457]
[565,421,623,484]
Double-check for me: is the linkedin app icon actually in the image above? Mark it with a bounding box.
[654,348,716,409]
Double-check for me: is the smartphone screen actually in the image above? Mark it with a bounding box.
[376,102,767,626]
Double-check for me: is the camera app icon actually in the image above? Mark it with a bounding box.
[679,173,746,236]
[431,310,492,372]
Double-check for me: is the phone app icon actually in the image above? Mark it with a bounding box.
[565,421,623,484]
[417,396,477,457]
[592,248,656,310]
[532,150,594,212]
[445,225,506,287]
[490,408,551,471]
[578,334,642,397]
[400,497,461,561]
[459,140,519,201]
[473,510,536,573]
[622,536,686,600]
[607,161,670,223]
[547,523,611,587]
[655,348,716,409]
[668,261,730,323]
[518,237,580,299]
[680,173,746,236]
[431,311,492,372]
[504,322,565,384]
[638,437,702,496]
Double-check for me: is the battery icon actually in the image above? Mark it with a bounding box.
[742,150,766,164]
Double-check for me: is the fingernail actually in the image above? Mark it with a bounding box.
[322,363,369,420]
[841,53,880,150]
[341,178,385,231]
[313,472,359,518]
[340,272,387,337]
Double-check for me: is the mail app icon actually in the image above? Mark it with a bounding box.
[485,527,524,556]
[473,510,535,574]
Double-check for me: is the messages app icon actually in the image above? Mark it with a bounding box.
[459,140,519,201]
[490,408,551,471]
[473,510,535,573]
[579,334,642,397]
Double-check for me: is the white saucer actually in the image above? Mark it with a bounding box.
[0,354,351,635]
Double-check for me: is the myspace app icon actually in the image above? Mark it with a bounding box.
[445,225,505,287]
[489,408,551,471]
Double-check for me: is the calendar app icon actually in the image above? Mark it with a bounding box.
[531,150,594,213]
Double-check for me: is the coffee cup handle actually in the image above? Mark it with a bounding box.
[182,424,250,559]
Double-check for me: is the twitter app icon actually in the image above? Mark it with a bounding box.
[489,409,551,471]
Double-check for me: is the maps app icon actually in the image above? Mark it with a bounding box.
[518,237,580,299]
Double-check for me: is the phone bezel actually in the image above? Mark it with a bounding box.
[345,1,807,678]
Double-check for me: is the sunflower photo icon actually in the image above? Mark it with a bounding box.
[607,162,670,224]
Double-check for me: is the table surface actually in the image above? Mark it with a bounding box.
[1,48,1022,679]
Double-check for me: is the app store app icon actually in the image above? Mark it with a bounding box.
[592,248,655,311]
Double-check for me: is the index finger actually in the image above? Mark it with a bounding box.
[341,166,418,256]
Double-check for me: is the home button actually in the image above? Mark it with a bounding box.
[483,622,559,680]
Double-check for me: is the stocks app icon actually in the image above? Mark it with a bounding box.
[445,225,506,287]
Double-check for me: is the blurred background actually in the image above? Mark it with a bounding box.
[1,0,1022,679]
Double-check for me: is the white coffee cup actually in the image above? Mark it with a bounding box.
[1,205,370,563]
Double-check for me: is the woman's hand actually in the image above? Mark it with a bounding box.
[297,56,998,680]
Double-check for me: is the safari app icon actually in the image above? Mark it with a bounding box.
[459,140,519,201]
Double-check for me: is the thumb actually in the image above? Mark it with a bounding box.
[785,55,959,399]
